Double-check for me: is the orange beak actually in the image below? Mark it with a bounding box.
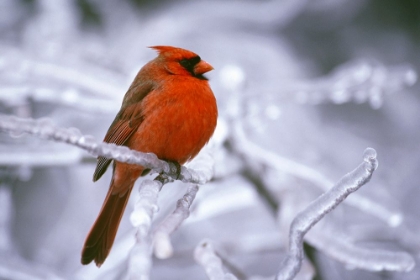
[193,60,214,76]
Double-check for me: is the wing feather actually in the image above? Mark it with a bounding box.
[93,81,153,181]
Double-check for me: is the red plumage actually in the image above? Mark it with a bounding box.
[81,46,218,266]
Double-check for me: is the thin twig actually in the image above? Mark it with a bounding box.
[153,184,199,259]
[194,240,238,280]
[127,179,163,280]
[0,115,213,184]
[276,148,380,280]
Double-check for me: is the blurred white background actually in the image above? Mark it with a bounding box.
[1,0,420,279]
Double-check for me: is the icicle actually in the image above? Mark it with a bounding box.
[194,240,238,280]
[153,185,199,259]
[127,180,162,280]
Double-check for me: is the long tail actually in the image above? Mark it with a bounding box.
[81,179,134,267]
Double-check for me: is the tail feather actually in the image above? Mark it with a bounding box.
[81,180,134,267]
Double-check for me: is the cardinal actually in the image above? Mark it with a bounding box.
[81,46,218,266]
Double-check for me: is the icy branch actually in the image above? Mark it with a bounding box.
[153,184,199,259]
[127,179,162,280]
[0,46,125,99]
[231,122,402,227]
[180,146,215,185]
[0,115,213,184]
[250,60,417,108]
[0,86,118,113]
[194,240,238,280]
[276,148,379,280]
[306,227,415,272]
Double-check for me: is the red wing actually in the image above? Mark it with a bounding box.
[93,81,153,181]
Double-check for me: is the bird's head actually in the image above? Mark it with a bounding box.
[150,46,213,80]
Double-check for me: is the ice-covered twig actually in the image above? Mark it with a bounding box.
[0,86,118,113]
[306,227,415,272]
[0,115,213,184]
[194,240,238,280]
[223,64,403,227]
[276,148,379,280]
[127,179,162,280]
[0,46,125,99]
[153,184,199,259]
[180,145,216,184]
[248,60,417,108]
[0,114,165,171]
[231,122,402,227]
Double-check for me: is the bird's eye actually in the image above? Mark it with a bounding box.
[179,56,201,73]
[179,59,193,70]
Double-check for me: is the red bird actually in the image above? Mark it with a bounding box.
[81,46,218,266]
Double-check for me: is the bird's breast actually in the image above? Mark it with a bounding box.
[127,77,218,164]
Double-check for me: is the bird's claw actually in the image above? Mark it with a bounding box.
[167,160,181,180]
[154,161,181,184]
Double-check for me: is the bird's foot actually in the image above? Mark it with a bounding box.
[154,160,181,184]
[166,160,181,180]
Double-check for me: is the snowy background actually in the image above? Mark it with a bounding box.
[1,0,420,279]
